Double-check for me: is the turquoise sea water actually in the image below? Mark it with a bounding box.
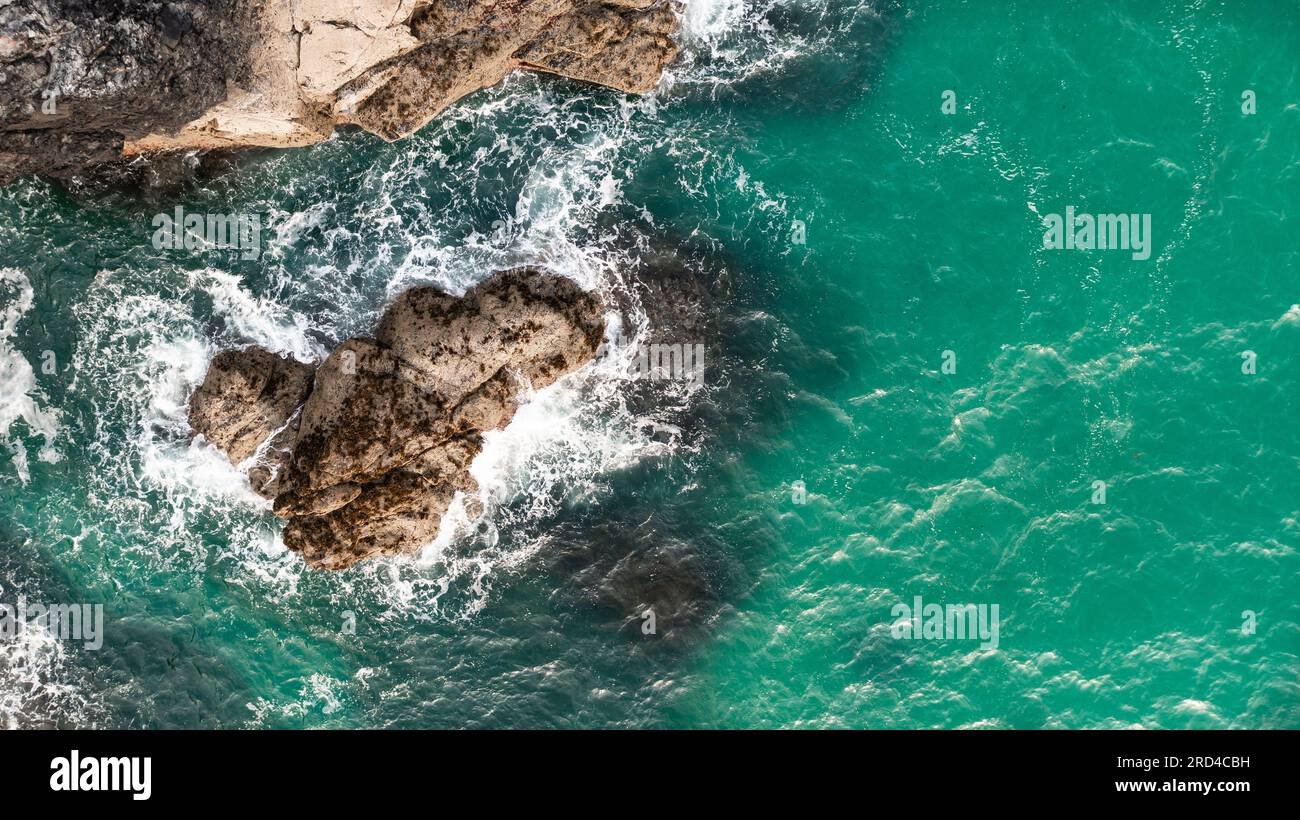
[1,0,1298,728]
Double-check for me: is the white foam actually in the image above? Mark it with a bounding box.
[265,202,338,257]
[0,618,63,729]
[0,590,97,729]
[1272,303,1300,329]
[681,0,750,44]
[134,334,269,520]
[191,268,325,362]
[671,0,822,89]
[71,269,274,570]
[246,673,346,724]
[0,268,62,483]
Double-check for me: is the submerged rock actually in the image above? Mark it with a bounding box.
[1,0,681,184]
[188,267,605,570]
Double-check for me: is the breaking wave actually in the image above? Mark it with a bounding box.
[0,268,62,484]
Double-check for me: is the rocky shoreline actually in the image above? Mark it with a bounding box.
[1,0,681,184]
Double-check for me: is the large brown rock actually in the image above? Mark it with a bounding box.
[188,267,605,569]
[340,0,681,141]
[515,1,679,95]
[187,346,315,467]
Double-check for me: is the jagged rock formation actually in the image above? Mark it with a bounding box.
[187,345,315,497]
[0,0,681,184]
[188,268,605,569]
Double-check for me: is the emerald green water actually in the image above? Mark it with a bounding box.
[1,0,1297,728]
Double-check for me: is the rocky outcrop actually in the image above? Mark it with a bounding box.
[1,0,681,184]
[188,268,605,569]
[188,346,315,466]
[341,0,678,141]
[187,345,316,497]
